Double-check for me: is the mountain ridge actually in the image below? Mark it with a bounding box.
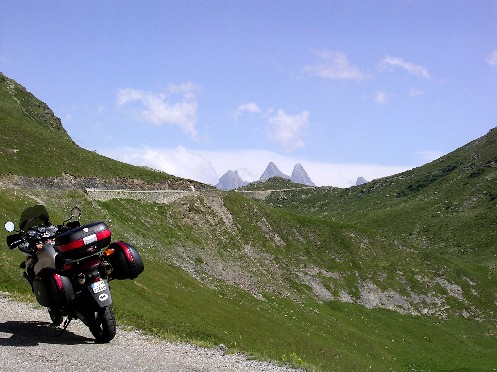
[217,162,316,190]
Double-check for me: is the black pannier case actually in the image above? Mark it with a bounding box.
[33,268,75,308]
[106,241,144,280]
[55,222,111,258]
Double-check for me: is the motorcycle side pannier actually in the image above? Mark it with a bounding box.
[106,241,144,280]
[33,268,75,308]
[55,222,111,259]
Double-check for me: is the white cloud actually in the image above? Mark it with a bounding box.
[116,84,199,138]
[487,50,497,67]
[233,102,261,120]
[374,91,389,105]
[381,56,431,79]
[231,103,310,152]
[99,146,412,188]
[267,110,309,152]
[303,50,369,81]
[409,88,424,97]
[166,82,199,95]
[101,146,218,184]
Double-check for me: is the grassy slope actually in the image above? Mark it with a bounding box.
[1,73,497,370]
[262,128,497,264]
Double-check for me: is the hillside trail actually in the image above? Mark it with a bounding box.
[84,187,314,204]
[0,294,298,372]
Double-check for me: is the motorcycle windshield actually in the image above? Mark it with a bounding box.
[19,205,51,231]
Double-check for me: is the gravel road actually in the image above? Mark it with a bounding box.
[0,294,298,372]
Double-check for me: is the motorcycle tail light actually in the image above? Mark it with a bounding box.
[104,247,115,257]
[76,273,85,285]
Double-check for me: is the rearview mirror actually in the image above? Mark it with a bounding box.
[5,221,15,232]
[71,207,81,219]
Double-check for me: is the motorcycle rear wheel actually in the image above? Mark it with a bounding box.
[89,306,116,343]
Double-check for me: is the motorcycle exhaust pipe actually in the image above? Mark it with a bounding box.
[101,261,113,276]
[76,273,86,285]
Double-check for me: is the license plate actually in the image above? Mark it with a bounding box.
[91,280,106,294]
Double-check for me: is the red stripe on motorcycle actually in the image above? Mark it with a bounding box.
[58,239,84,252]
[97,229,111,241]
[58,229,112,252]
[116,241,135,263]
[53,273,64,290]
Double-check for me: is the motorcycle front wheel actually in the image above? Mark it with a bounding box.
[89,306,116,343]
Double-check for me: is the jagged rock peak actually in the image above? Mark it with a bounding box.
[216,170,249,190]
[290,163,315,186]
[356,177,368,186]
[259,162,290,181]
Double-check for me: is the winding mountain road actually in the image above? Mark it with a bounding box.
[0,294,297,372]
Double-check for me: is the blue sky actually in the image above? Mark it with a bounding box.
[1,1,497,187]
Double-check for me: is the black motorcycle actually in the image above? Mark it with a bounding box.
[4,205,144,343]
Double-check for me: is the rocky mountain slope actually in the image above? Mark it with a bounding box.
[290,163,315,186]
[215,170,249,190]
[259,162,290,181]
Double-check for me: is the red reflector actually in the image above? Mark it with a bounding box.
[97,229,111,241]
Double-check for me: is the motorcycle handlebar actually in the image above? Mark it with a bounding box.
[7,236,24,250]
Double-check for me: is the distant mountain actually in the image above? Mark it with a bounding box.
[217,162,315,190]
[216,170,249,190]
[259,162,290,181]
[356,177,368,186]
[291,163,315,186]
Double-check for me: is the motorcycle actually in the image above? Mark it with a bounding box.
[4,205,144,343]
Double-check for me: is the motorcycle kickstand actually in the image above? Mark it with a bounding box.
[22,272,34,292]
[55,317,73,337]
